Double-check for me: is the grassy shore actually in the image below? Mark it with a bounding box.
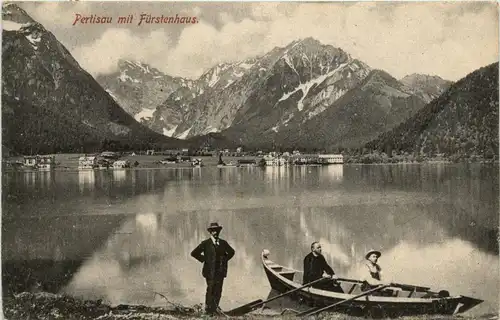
[3,292,496,320]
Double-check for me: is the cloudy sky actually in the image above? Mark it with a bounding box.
[17,1,499,81]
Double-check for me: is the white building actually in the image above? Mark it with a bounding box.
[78,156,97,169]
[23,155,56,170]
[263,155,287,166]
[113,160,130,168]
[318,154,344,164]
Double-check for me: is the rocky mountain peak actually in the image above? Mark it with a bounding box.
[400,73,450,86]
[2,2,36,24]
[287,37,327,51]
[114,59,174,84]
[400,73,452,103]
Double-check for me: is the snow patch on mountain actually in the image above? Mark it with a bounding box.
[208,70,220,87]
[118,71,140,83]
[163,126,177,137]
[272,113,295,132]
[134,108,155,121]
[203,126,219,134]
[283,54,301,80]
[225,80,234,88]
[3,20,26,31]
[306,106,327,120]
[278,62,349,111]
[25,33,40,49]
[239,62,254,70]
[105,89,119,101]
[178,127,192,139]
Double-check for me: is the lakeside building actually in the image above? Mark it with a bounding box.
[100,151,119,159]
[290,153,344,165]
[113,160,131,168]
[78,156,98,170]
[318,154,344,164]
[23,155,56,170]
[237,159,257,167]
[263,154,287,166]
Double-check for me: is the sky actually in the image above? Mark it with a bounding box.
[16,1,500,81]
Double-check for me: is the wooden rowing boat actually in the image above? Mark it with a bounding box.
[261,250,483,317]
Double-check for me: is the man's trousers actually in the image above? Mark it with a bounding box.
[205,278,224,313]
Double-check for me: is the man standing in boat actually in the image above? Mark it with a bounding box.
[303,242,343,292]
[191,222,235,315]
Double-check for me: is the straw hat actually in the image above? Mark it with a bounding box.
[365,250,381,260]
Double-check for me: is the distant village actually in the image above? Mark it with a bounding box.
[2,146,344,171]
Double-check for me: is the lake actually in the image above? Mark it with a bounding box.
[2,163,498,316]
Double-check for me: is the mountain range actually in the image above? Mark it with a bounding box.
[100,38,452,151]
[1,3,182,155]
[2,2,497,159]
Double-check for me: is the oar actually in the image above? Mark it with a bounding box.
[225,277,331,316]
[296,284,390,317]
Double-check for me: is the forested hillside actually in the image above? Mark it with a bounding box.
[362,62,498,163]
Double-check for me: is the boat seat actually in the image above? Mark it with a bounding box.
[346,283,363,295]
[267,263,283,269]
[278,271,296,281]
[407,290,429,298]
[294,272,304,284]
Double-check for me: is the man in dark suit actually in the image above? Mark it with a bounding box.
[303,241,343,292]
[191,222,235,315]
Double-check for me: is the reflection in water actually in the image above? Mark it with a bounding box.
[322,165,343,181]
[78,170,96,193]
[21,171,54,190]
[135,213,158,232]
[40,171,53,189]
[61,201,498,315]
[23,171,37,188]
[263,166,289,194]
[113,169,127,184]
[3,164,498,315]
[146,170,155,191]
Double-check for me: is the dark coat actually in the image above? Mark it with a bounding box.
[303,252,335,285]
[191,238,235,279]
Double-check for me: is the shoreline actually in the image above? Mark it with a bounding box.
[2,159,498,174]
[2,152,498,173]
[2,163,498,174]
[3,291,496,320]
[3,291,204,320]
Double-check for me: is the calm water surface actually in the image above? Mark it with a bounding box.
[2,164,498,316]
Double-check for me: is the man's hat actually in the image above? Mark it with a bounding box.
[207,222,223,231]
[365,250,381,260]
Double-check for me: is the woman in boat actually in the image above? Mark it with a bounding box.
[361,250,387,292]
